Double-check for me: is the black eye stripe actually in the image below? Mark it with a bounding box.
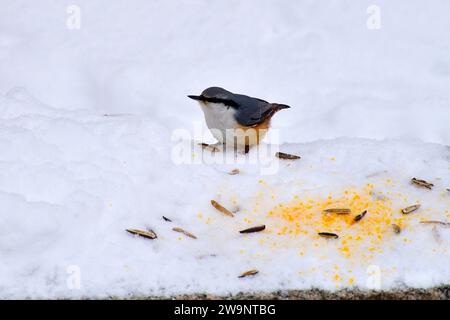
[200,96,239,108]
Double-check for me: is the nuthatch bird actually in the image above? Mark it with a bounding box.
[188,87,290,152]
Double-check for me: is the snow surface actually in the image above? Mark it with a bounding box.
[0,0,449,298]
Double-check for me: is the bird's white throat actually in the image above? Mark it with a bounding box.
[199,102,238,144]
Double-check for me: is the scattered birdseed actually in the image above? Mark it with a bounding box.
[318,232,339,239]
[228,168,240,175]
[353,210,367,222]
[238,269,259,278]
[239,225,266,234]
[323,208,351,215]
[392,224,401,234]
[211,200,234,217]
[401,204,421,214]
[172,227,197,239]
[126,228,157,240]
[162,216,172,222]
[276,152,301,160]
[411,178,434,190]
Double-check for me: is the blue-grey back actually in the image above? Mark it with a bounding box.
[201,87,273,127]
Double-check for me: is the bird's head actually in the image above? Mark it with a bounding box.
[188,87,236,107]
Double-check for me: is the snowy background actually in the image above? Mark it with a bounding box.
[0,0,449,298]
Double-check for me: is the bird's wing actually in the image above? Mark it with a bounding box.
[233,94,275,127]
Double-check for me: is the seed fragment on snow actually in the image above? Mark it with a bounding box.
[162,216,172,222]
[126,228,157,240]
[392,224,401,234]
[239,225,266,234]
[103,113,131,117]
[238,269,259,278]
[211,200,234,217]
[199,143,220,152]
[228,168,240,175]
[276,152,301,160]
[323,208,351,215]
[420,220,450,226]
[172,227,197,239]
[353,210,367,222]
[318,232,339,239]
[197,253,217,259]
[401,204,421,214]
[411,177,434,190]
[431,226,442,243]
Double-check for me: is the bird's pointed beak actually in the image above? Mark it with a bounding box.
[188,95,203,101]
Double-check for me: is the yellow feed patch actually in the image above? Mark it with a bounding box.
[266,184,406,259]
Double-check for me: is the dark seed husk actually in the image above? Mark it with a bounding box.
[411,178,434,190]
[126,228,157,240]
[401,204,420,214]
[392,224,401,234]
[238,269,259,278]
[353,210,367,222]
[199,143,220,152]
[276,152,301,160]
[318,232,339,239]
[173,227,197,239]
[211,200,234,217]
[162,216,172,222]
[323,208,351,215]
[229,168,240,175]
[239,225,266,234]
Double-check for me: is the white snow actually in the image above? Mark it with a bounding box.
[0,0,449,298]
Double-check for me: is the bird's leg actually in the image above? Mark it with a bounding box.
[235,144,251,155]
[231,135,251,154]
